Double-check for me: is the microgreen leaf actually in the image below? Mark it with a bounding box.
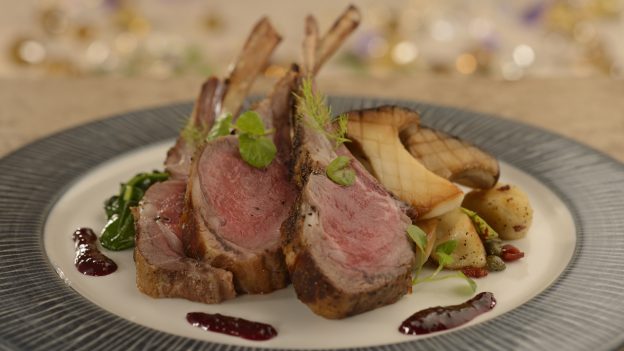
[326,156,355,186]
[436,252,454,268]
[235,111,265,136]
[406,223,429,281]
[435,240,457,268]
[416,271,477,294]
[436,240,457,256]
[406,224,428,255]
[411,238,477,294]
[232,111,277,169]
[207,114,233,141]
[238,134,277,169]
[461,207,499,239]
[458,271,477,293]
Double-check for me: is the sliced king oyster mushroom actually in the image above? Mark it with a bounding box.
[346,106,464,219]
[400,123,500,189]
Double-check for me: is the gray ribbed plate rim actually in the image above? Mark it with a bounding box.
[1,96,623,351]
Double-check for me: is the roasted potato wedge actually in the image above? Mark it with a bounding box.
[431,208,486,269]
[462,183,533,240]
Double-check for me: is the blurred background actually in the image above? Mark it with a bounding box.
[2,0,623,80]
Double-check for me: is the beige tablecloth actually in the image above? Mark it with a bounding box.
[1,76,623,163]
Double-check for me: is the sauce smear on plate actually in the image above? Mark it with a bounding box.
[72,227,117,276]
[399,292,496,335]
[187,312,277,341]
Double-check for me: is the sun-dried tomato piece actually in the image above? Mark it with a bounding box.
[501,244,525,262]
[461,266,489,278]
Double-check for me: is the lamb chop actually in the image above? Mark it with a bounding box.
[182,6,360,295]
[281,9,415,319]
[165,18,281,181]
[133,18,281,303]
[134,179,235,303]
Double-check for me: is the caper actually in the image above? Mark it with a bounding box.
[484,239,503,256]
[486,255,506,271]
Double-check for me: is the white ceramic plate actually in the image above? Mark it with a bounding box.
[43,140,575,349]
[1,97,623,351]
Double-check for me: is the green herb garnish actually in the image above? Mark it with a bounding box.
[326,156,355,186]
[295,77,356,185]
[207,110,277,169]
[235,111,268,135]
[181,119,206,146]
[405,232,477,294]
[207,114,233,141]
[434,240,457,268]
[100,170,169,250]
[406,224,428,280]
[238,132,277,168]
[407,224,428,253]
[234,111,276,168]
[461,207,499,240]
[295,78,350,148]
